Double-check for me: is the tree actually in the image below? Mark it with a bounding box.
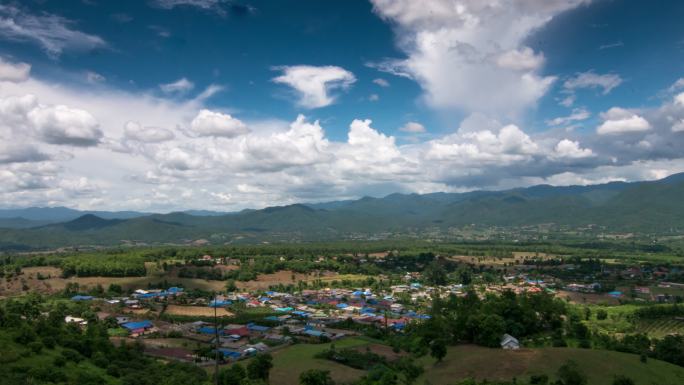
[474,314,506,348]
[654,335,684,366]
[299,369,335,385]
[424,261,447,286]
[218,364,246,385]
[556,360,587,385]
[225,279,238,292]
[596,309,608,320]
[430,339,447,363]
[247,353,274,381]
[394,357,424,385]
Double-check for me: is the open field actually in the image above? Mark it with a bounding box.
[164,305,234,318]
[1,266,366,297]
[448,251,562,267]
[236,270,367,290]
[417,345,684,385]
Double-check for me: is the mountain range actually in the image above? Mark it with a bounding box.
[2,173,684,250]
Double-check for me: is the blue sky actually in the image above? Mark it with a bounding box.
[1,0,684,211]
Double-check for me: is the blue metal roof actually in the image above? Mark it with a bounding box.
[121,320,153,330]
[71,295,93,301]
[198,327,223,335]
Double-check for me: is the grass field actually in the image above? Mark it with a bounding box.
[230,337,374,385]
[417,345,684,385]
[1,267,368,297]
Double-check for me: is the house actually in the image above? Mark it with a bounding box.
[224,324,250,338]
[65,316,88,326]
[500,334,520,350]
[121,320,154,336]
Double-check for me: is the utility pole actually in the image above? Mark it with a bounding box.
[214,292,219,385]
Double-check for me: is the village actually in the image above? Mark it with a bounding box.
[58,251,684,368]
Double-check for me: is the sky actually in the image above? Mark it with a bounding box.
[1,0,684,212]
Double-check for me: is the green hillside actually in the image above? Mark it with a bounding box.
[418,345,684,385]
[2,175,684,249]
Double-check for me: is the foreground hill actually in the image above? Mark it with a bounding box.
[418,345,684,385]
[2,174,684,249]
[252,338,684,385]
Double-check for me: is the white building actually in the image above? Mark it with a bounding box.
[500,333,520,350]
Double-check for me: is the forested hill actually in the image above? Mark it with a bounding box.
[2,174,684,249]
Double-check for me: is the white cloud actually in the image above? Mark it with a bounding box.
[272,65,356,108]
[153,0,224,11]
[369,94,380,102]
[426,123,539,165]
[189,109,250,138]
[123,121,175,143]
[597,107,651,135]
[667,78,684,93]
[675,92,684,107]
[399,121,426,133]
[28,104,103,146]
[373,78,390,87]
[0,5,106,58]
[0,93,102,146]
[553,139,594,159]
[0,143,49,164]
[563,71,622,95]
[672,119,684,133]
[160,77,195,94]
[369,0,582,117]
[546,108,590,126]
[0,56,30,82]
[496,47,545,71]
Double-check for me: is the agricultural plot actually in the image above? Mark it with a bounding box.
[636,318,684,338]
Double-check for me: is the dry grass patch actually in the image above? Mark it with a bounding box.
[165,305,233,317]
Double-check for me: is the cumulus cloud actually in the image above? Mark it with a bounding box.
[496,47,545,71]
[0,56,30,82]
[553,139,594,159]
[0,93,102,146]
[369,0,583,117]
[426,123,538,165]
[189,109,250,138]
[563,71,622,95]
[272,65,356,108]
[399,121,426,133]
[123,121,175,143]
[0,5,106,58]
[0,143,50,164]
[597,107,651,135]
[28,104,103,146]
[160,77,195,94]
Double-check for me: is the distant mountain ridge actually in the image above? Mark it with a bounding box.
[2,174,684,249]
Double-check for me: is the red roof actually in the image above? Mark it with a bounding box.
[224,326,249,337]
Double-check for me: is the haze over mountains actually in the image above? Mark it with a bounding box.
[2,173,684,250]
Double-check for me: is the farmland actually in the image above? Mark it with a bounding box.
[164,305,234,318]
